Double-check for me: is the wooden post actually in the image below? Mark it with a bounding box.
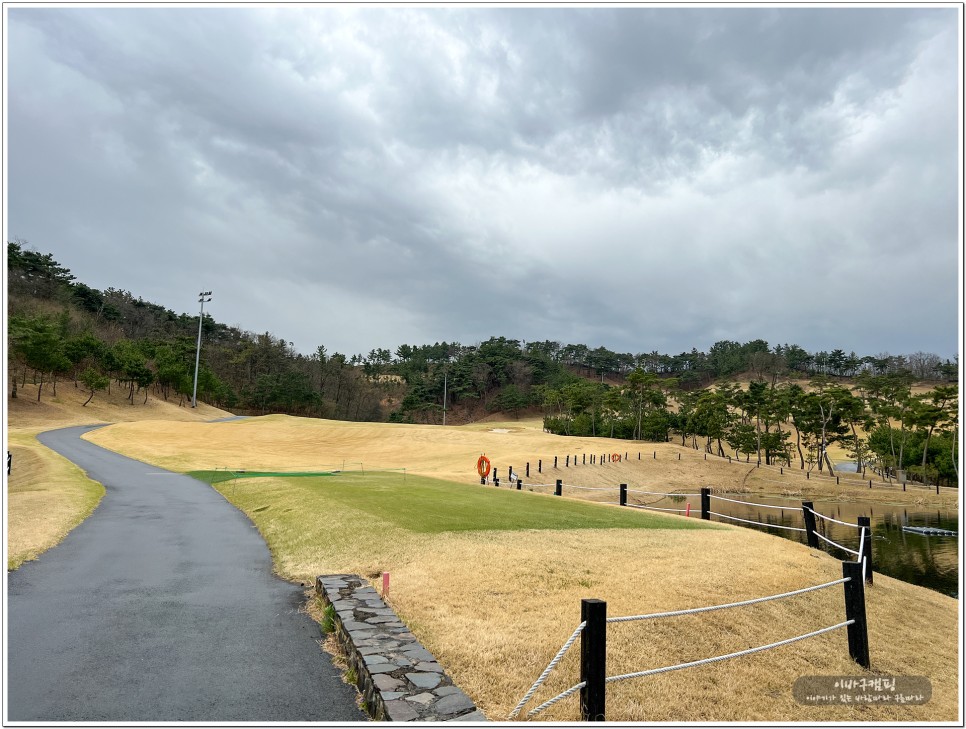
[538,459,542,473]
[583,454,586,465]
[566,455,570,467]
[653,451,656,459]
[555,479,562,496]
[493,467,498,482]
[517,479,523,491]
[625,452,628,460]
[619,484,627,506]
[580,599,607,722]
[842,561,870,669]
[700,488,710,520]
[554,456,558,469]
[526,462,530,478]
[802,502,819,548]
[858,516,873,584]
[495,478,500,488]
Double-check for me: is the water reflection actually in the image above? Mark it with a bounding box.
[705,494,959,598]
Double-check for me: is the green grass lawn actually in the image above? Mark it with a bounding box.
[189,470,711,534]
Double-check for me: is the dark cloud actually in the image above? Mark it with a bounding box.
[5,6,960,358]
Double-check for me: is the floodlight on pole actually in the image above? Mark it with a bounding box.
[191,291,212,408]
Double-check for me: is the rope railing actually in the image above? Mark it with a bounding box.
[605,620,854,684]
[566,484,618,492]
[525,681,586,718]
[804,507,861,529]
[708,511,807,533]
[626,489,699,497]
[814,530,860,557]
[507,621,585,719]
[709,494,796,511]
[606,577,849,624]
[627,504,690,513]
[857,527,866,564]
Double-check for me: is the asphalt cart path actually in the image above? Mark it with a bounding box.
[6,425,365,722]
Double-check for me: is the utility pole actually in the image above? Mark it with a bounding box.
[443,369,448,426]
[191,291,212,408]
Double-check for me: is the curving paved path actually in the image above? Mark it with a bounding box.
[6,425,365,722]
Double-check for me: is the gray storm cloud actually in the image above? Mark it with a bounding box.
[6,6,960,358]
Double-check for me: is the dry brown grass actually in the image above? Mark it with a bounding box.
[84,413,955,509]
[84,414,960,722]
[6,428,105,569]
[7,389,959,722]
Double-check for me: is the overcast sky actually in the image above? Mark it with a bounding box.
[5,6,962,359]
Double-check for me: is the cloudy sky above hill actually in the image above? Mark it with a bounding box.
[5,6,961,359]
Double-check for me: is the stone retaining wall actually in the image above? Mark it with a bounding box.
[316,574,485,722]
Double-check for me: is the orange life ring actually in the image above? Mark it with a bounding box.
[612,453,621,462]
[477,455,491,478]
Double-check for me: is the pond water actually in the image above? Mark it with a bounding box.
[700,493,959,598]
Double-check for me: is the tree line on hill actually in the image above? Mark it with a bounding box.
[6,241,960,486]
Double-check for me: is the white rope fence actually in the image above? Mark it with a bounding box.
[525,681,586,718]
[507,621,585,719]
[857,527,866,564]
[708,511,807,532]
[814,530,860,556]
[805,506,861,529]
[605,620,854,684]
[627,489,699,497]
[518,576,854,718]
[607,577,849,623]
[628,504,690,513]
[709,494,796,510]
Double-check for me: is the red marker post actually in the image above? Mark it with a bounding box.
[685,502,691,517]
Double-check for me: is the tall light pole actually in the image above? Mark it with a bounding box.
[442,369,448,426]
[191,291,212,408]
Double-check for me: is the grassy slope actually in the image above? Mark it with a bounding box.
[6,386,959,722]
[90,414,959,722]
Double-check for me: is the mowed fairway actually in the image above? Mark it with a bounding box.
[86,416,959,722]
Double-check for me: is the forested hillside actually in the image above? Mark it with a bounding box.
[6,242,960,486]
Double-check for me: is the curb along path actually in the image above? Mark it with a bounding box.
[317,574,486,722]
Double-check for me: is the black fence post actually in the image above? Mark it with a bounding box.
[802,502,819,548]
[580,599,607,722]
[480,477,486,485]
[495,478,500,488]
[6,451,11,476]
[842,561,870,669]
[566,455,570,467]
[538,459,542,473]
[555,479,562,496]
[509,466,514,484]
[526,462,530,478]
[858,516,873,584]
[554,456,558,469]
[653,451,656,459]
[517,479,523,491]
[700,488,710,520]
[619,484,627,506]
[624,452,628,461]
[493,467,498,483]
